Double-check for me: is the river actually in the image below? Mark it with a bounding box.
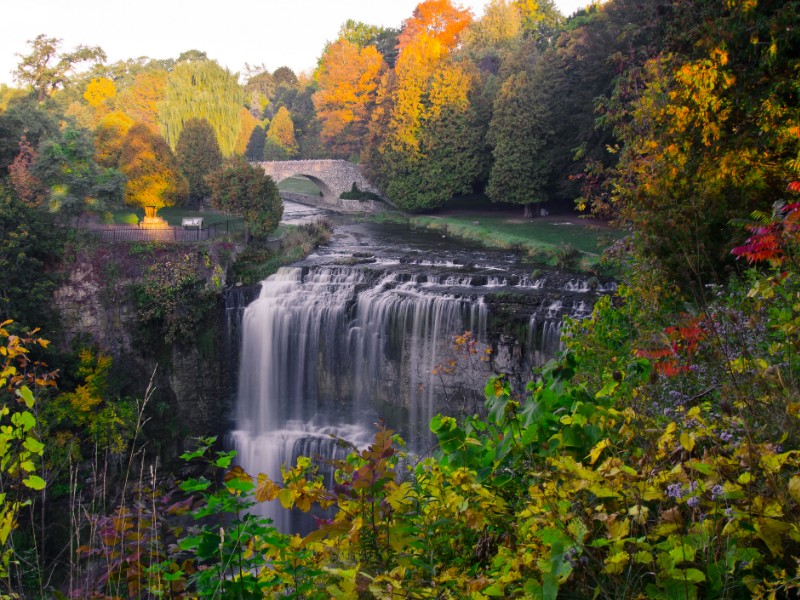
[226,201,614,530]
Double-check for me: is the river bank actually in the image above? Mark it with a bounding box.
[366,206,623,272]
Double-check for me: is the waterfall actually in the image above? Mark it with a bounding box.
[229,266,488,529]
[228,249,612,531]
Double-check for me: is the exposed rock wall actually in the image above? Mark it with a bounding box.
[53,244,237,458]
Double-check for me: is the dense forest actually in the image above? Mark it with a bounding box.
[2,0,800,597]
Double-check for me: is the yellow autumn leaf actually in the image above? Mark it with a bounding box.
[787,476,800,504]
[278,488,295,509]
[680,432,696,453]
[604,551,630,574]
[254,473,281,503]
[588,439,611,465]
[607,517,630,540]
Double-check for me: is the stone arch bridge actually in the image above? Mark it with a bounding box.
[256,159,385,213]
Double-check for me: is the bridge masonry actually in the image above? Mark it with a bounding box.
[257,159,387,213]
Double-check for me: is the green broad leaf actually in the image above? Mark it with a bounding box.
[679,568,706,583]
[483,583,506,596]
[685,460,714,475]
[180,477,211,493]
[163,571,185,581]
[430,414,456,433]
[180,449,207,461]
[11,411,36,431]
[23,436,44,454]
[23,475,46,490]
[225,477,255,493]
[178,535,201,551]
[213,451,235,469]
[16,386,35,409]
[669,543,696,566]
[595,379,619,399]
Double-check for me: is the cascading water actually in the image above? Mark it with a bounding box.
[227,209,613,531]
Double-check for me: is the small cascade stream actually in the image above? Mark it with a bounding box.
[227,204,615,530]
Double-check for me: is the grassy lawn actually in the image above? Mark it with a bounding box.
[277,176,323,196]
[415,214,620,254]
[106,206,244,227]
[372,212,624,271]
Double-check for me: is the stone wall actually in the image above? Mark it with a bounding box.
[280,191,388,214]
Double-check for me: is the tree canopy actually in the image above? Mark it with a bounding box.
[176,118,223,203]
[33,126,124,221]
[14,35,106,102]
[313,39,386,159]
[266,106,298,158]
[206,157,283,238]
[119,123,188,213]
[158,60,244,157]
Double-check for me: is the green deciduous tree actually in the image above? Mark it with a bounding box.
[175,117,222,203]
[206,157,282,238]
[337,19,400,67]
[272,66,298,87]
[244,65,274,118]
[119,123,188,217]
[0,187,62,331]
[33,126,125,221]
[0,96,59,176]
[158,60,244,157]
[14,35,106,102]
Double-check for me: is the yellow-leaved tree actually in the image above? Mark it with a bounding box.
[118,123,188,222]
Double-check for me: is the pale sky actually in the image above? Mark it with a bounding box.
[0,0,589,87]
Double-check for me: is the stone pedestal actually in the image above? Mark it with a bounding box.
[141,206,168,229]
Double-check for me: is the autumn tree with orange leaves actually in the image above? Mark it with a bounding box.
[313,39,386,159]
[397,0,473,52]
[114,71,167,132]
[367,0,480,210]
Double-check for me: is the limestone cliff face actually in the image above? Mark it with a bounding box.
[53,242,239,458]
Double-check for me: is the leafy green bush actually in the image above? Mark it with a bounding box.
[131,253,218,345]
[340,182,381,201]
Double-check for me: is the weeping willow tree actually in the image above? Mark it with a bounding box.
[158,60,244,157]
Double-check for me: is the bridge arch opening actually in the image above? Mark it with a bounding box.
[275,174,336,202]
